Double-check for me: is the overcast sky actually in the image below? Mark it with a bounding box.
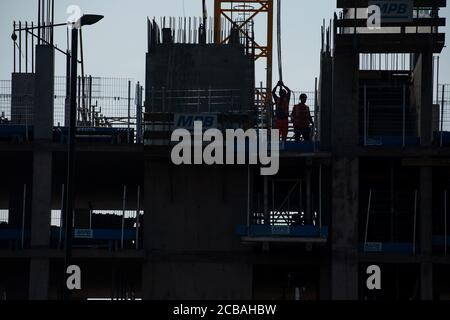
[0,0,449,92]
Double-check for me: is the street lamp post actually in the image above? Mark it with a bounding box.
[12,13,104,300]
[64,14,103,300]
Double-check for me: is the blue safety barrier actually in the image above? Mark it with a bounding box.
[280,141,319,152]
[432,236,450,246]
[235,224,328,238]
[361,136,419,146]
[433,131,450,146]
[0,125,33,141]
[0,229,29,240]
[53,127,134,144]
[49,228,136,240]
[0,125,134,143]
[359,242,414,253]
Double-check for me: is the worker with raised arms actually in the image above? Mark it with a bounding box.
[272,80,291,141]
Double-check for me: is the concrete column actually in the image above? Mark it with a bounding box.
[28,151,52,300]
[319,263,331,300]
[29,259,50,300]
[264,176,269,224]
[330,50,359,300]
[331,157,359,300]
[413,52,433,146]
[420,166,433,300]
[34,45,54,140]
[28,44,54,300]
[331,51,359,151]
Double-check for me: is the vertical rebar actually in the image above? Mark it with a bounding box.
[247,165,250,235]
[314,77,318,150]
[31,22,34,72]
[77,76,81,123]
[51,0,54,45]
[264,176,269,224]
[136,186,140,250]
[271,180,275,224]
[364,84,367,145]
[25,22,28,73]
[403,84,406,147]
[21,184,27,249]
[38,0,41,44]
[364,189,372,248]
[89,76,93,126]
[19,21,22,73]
[121,186,127,249]
[128,80,131,143]
[319,165,322,236]
[413,190,417,256]
[59,184,65,249]
[445,190,448,256]
[441,84,445,147]
[13,21,16,73]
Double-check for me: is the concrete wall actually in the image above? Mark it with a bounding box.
[142,158,253,299]
[145,262,252,300]
[145,44,254,113]
[11,73,35,125]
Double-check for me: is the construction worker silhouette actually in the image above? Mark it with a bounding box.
[272,81,291,141]
[291,94,314,141]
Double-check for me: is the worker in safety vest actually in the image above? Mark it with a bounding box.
[272,81,291,141]
[291,94,314,141]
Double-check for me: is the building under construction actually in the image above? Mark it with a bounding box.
[1,0,450,300]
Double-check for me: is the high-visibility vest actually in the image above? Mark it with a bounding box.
[292,103,311,128]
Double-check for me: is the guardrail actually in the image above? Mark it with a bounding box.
[147,88,243,113]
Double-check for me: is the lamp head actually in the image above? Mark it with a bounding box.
[78,14,104,27]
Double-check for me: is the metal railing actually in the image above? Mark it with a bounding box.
[337,7,443,35]
[361,83,418,146]
[436,84,450,147]
[362,189,418,253]
[270,90,319,142]
[0,76,144,143]
[147,87,243,113]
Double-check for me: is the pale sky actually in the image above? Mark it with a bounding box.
[0,0,449,92]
